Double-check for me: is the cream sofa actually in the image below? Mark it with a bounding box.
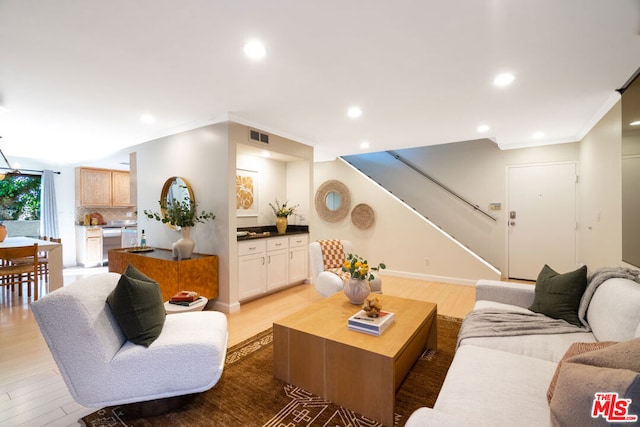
[406,273,640,427]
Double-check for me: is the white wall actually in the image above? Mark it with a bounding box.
[235,155,311,229]
[286,160,312,227]
[135,122,234,310]
[578,101,627,269]
[312,159,500,284]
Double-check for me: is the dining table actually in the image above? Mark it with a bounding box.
[0,237,63,293]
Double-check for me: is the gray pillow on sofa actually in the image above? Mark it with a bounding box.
[529,264,587,327]
[106,264,166,347]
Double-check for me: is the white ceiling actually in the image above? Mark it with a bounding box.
[1,0,639,166]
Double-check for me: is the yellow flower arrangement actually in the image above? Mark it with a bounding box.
[342,253,386,281]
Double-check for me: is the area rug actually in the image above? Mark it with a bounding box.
[80,314,462,427]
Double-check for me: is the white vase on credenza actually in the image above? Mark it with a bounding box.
[172,227,195,259]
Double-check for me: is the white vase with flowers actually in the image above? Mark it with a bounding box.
[341,253,386,304]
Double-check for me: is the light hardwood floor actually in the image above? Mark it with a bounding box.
[0,269,475,427]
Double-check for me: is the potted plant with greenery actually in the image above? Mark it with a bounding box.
[144,199,215,259]
[269,199,302,234]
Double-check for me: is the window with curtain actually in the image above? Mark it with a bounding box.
[0,174,41,221]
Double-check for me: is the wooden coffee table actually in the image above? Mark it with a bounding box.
[273,292,437,426]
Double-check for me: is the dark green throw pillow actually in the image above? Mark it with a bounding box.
[529,264,587,327]
[106,264,166,347]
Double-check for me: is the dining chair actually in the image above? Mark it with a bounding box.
[0,244,39,301]
[37,237,61,282]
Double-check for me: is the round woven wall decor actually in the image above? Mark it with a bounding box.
[314,180,351,222]
[351,203,375,230]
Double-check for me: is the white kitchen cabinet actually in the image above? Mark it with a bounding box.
[288,235,309,284]
[266,237,289,291]
[238,234,309,302]
[238,240,267,301]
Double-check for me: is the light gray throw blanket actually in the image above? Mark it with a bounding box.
[457,267,640,348]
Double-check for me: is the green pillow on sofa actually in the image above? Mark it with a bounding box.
[529,264,587,327]
[106,264,166,347]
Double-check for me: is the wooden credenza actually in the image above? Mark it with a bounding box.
[108,248,218,301]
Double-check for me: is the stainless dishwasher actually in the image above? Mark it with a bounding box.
[102,227,122,265]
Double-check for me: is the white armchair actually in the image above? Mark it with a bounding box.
[309,239,382,297]
[31,272,228,408]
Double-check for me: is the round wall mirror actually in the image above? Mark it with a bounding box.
[315,180,350,222]
[326,191,341,211]
[160,176,195,230]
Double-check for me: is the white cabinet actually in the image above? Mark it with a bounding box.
[288,235,308,284]
[238,240,267,301]
[238,234,309,302]
[266,237,289,291]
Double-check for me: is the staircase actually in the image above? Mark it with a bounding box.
[342,150,501,272]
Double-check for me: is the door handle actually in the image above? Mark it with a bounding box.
[510,221,516,226]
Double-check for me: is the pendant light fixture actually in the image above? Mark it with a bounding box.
[0,136,20,180]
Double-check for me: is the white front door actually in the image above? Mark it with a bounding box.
[507,163,577,280]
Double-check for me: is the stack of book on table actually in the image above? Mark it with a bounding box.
[348,310,395,336]
[169,291,201,306]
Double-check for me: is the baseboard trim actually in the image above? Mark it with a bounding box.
[381,269,479,287]
[212,300,241,313]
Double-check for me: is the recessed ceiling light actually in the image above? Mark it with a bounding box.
[244,40,266,60]
[347,106,362,118]
[477,125,490,133]
[630,120,640,126]
[360,141,370,149]
[532,131,545,139]
[493,73,515,87]
[140,114,155,124]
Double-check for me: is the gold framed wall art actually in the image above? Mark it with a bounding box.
[236,169,258,216]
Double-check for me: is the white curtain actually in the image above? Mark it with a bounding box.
[40,170,59,239]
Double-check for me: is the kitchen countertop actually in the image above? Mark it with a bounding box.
[76,222,138,228]
[237,225,308,241]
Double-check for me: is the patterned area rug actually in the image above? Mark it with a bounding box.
[80,315,462,427]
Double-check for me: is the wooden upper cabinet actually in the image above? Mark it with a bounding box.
[111,171,131,206]
[77,167,132,207]
[79,168,112,206]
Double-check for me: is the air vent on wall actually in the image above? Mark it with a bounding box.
[249,129,269,144]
